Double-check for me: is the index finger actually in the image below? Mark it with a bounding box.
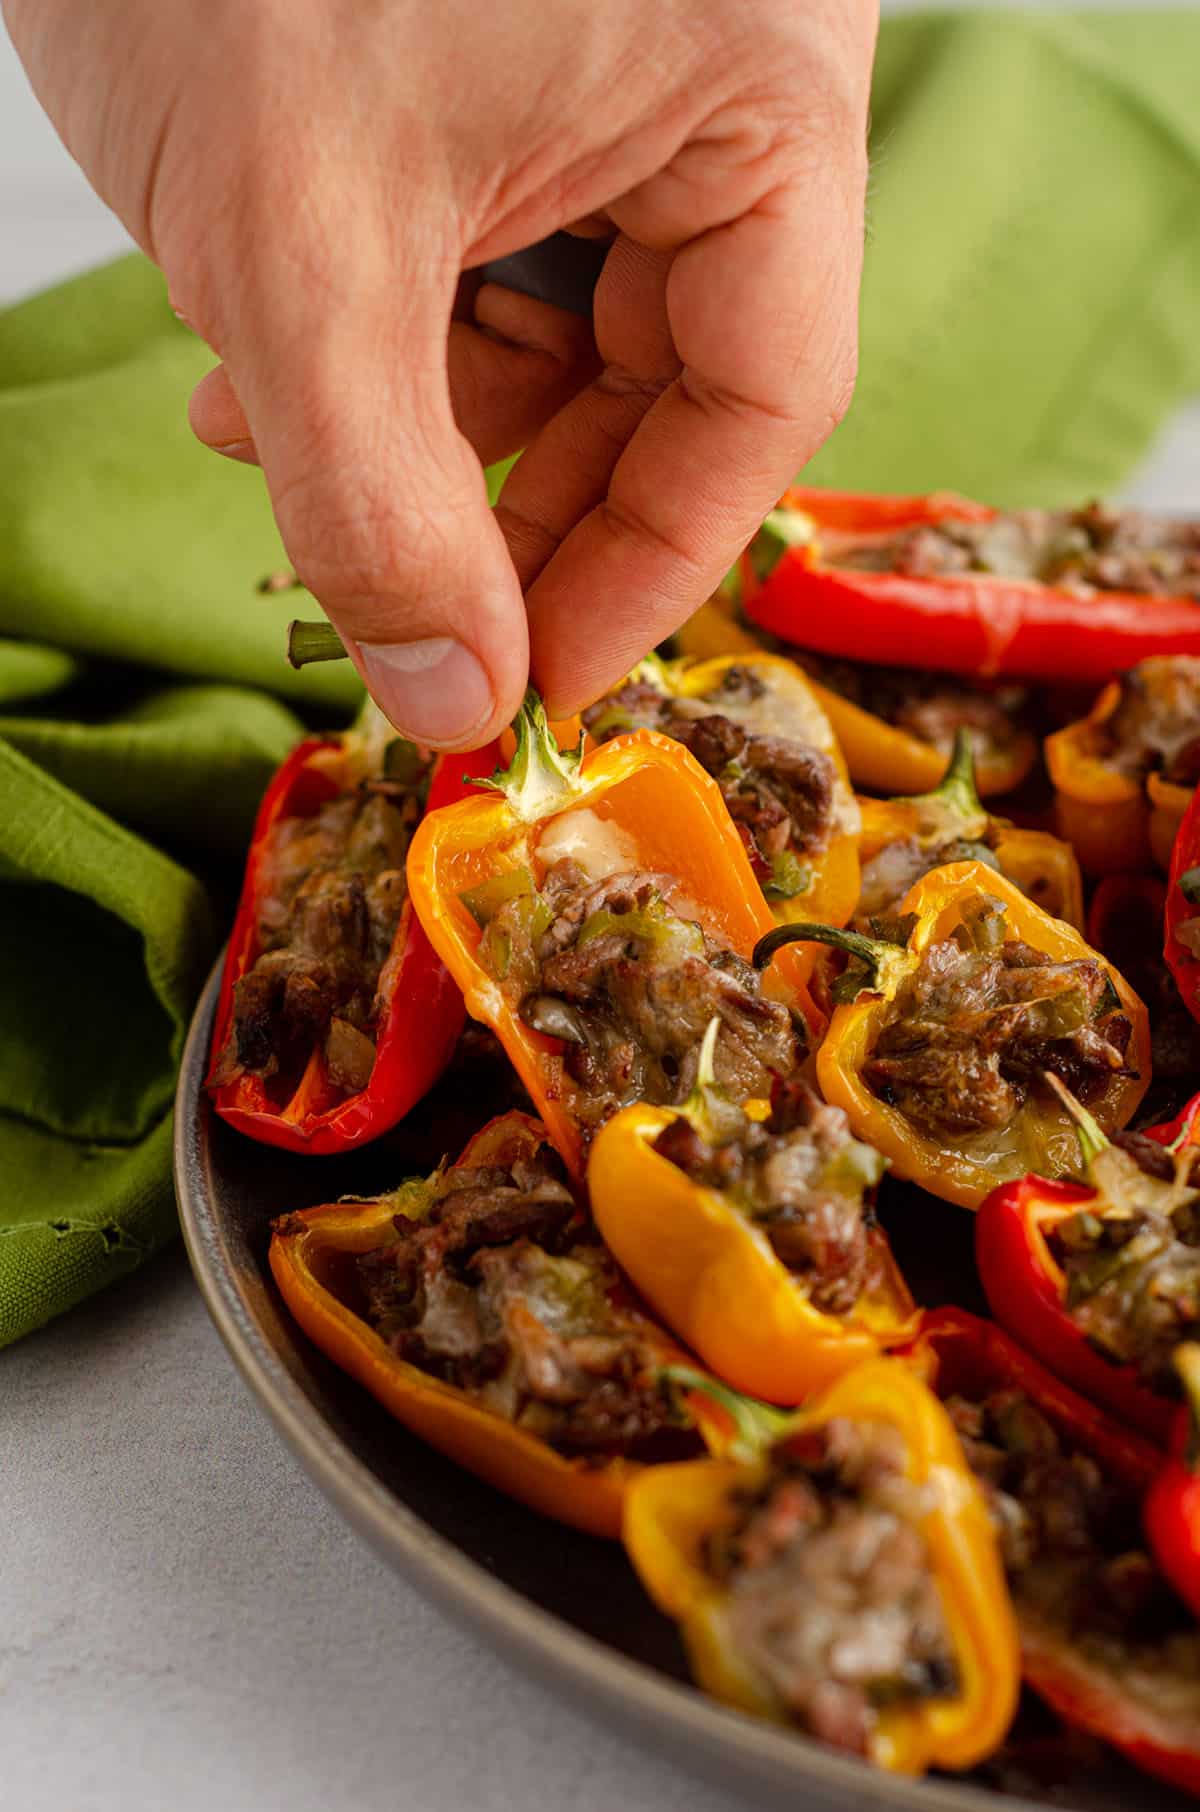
[523,162,867,715]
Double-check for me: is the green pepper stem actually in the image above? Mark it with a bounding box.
[745,506,816,585]
[474,688,584,823]
[1169,1099,1200,1156]
[694,1016,721,1093]
[287,619,349,668]
[753,920,891,987]
[1042,1071,1109,1168]
[1179,865,1200,907]
[660,1365,794,1463]
[925,727,987,829]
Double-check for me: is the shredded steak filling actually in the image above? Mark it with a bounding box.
[1047,1136,1200,1395]
[855,834,1003,928]
[706,1419,958,1755]
[651,1077,888,1317]
[806,657,1026,765]
[827,502,1200,601]
[949,1390,1200,1717]
[216,757,430,1095]
[470,858,806,1139]
[863,899,1133,1141]
[1099,657,1200,785]
[357,1145,701,1461]
[582,666,836,894]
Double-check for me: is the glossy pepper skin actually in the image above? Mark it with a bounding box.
[856,731,1084,931]
[623,1358,1020,1775]
[1166,784,1200,1028]
[974,1093,1200,1446]
[1044,680,1179,876]
[917,1309,1200,1800]
[587,1091,918,1405]
[757,861,1149,1212]
[742,485,1200,685]
[405,695,820,1185]
[675,593,1034,800]
[268,1112,710,1538]
[206,726,498,1154]
[586,651,861,930]
[1144,1348,1200,1622]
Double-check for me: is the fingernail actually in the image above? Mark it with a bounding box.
[359,637,493,747]
[213,438,257,464]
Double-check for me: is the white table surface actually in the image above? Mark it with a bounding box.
[3,14,1200,1812]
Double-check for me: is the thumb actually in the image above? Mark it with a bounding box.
[210,280,528,750]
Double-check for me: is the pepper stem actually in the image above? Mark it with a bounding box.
[745,506,816,585]
[1179,865,1200,906]
[474,689,584,823]
[1042,1072,1109,1168]
[660,1365,794,1464]
[753,920,892,987]
[287,619,348,668]
[1168,1096,1200,1155]
[1175,1345,1200,1471]
[694,1016,720,1093]
[936,727,982,809]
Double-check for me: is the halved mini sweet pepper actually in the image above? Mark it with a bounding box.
[675,592,1034,799]
[917,1308,1200,1800]
[975,1088,1200,1445]
[742,486,1200,684]
[269,1111,717,1538]
[856,730,1083,930]
[623,1358,1019,1774]
[755,862,1150,1211]
[207,702,498,1153]
[1144,1346,1200,1622]
[1166,784,1200,1028]
[587,1022,918,1403]
[580,650,861,929]
[405,694,820,1183]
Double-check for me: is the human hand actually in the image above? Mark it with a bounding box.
[5,0,875,747]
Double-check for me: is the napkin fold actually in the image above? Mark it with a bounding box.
[3,8,1200,1344]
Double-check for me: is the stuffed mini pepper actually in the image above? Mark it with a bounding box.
[623,1359,1019,1774]
[756,862,1149,1211]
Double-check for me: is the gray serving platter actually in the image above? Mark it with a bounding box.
[175,960,1190,1812]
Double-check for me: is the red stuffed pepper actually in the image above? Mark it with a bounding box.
[1167,783,1200,1031]
[742,487,1200,684]
[207,702,498,1153]
[1145,1346,1200,1623]
[919,1308,1200,1798]
[975,1087,1200,1445]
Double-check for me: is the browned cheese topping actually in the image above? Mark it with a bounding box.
[863,899,1133,1142]
[582,665,835,899]
[357,1143,701,1462]
[948,1390,1200,1713]
[214,750,431,1098]
[829,502,1200,601]
[469,859,806,1141]
[707,1418,957,1755]
[1049,1132,1200,1396]
[805,656,1027,766]
[651,1078,888,1317]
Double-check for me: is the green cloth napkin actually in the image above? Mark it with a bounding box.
[3,7,1200,1346]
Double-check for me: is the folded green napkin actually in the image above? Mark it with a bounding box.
[3,7,1200,1345]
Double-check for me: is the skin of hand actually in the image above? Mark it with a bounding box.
[4,0,876,749]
